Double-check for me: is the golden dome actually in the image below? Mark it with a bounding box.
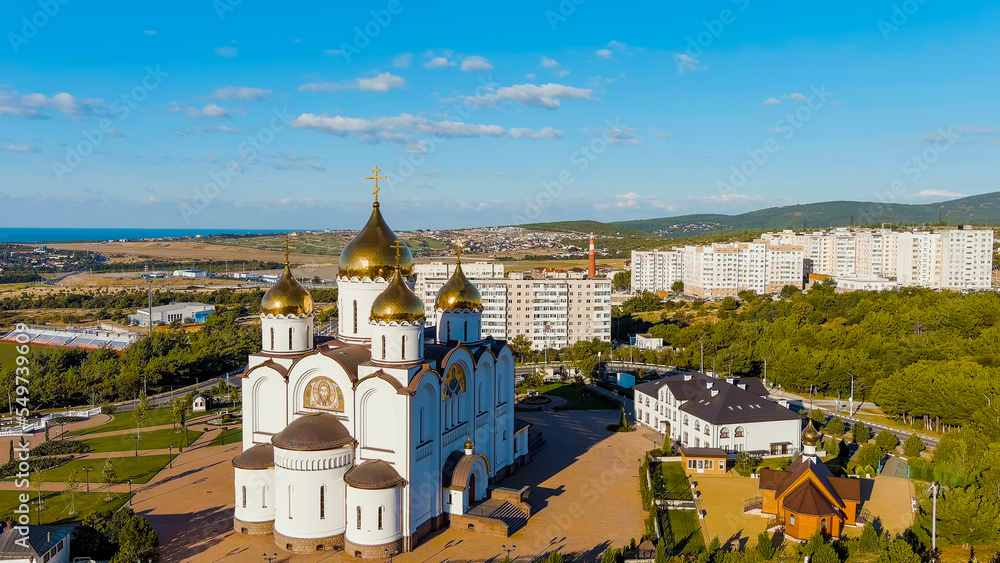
[370,272,425,324]
[434,263,482,311]
[802,420,822,447]
[261,265,314,316]
[464,437,474,450]
[339,202,414,280]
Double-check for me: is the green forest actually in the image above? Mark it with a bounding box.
[613,284,1000,432]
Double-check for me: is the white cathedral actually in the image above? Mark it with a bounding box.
[233,174,530,557]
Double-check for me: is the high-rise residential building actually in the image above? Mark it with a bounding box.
[896,232,943,288]
[682,242,804,298]
[418,273,612,350]
[414,261,504,318]
[940,227,993,290]
[630,249,684,293]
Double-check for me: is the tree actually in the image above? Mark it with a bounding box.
[661,433,672,455]
[903,433,925,458]
[615,408,630,432]
[171,398,186,432]
[671,280,684,294]
[44,423,50,441]
[7,440,12,463]
[65,468,81,516]
[112,514,160,563]
[854,422,871,444]
[875,539,921,563]
[810,408,827,426]
[654,539,667,563]
[543,551,563,563]
[875,429,900,453]
[613,271,631,291]
[779,285,800,298]
[937,485,1000,547]
[826,417,845,435]
[753,531,775,561]
[855,444,884,472]
[102,458,118,501]
[509,334,532,361]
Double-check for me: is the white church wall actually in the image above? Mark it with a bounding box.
[273,447,353,540]
[408,374,441,535]
[288,356,357,425]
[234,467,275,523]
[370,322,423,366]
[345,486,402,547]
[337,278,391,342]
[354,378,404,462]
[260,314,314,354]
[249,371,286,444]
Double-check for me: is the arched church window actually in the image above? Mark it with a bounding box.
[262,486,267,508]
[401,334,406,360]
[357,506,362,529]
[288,485,293,519]
[269,327,274,349]
[289,327,293,350]
[447,321,451,341]
[382,335,386,360]
[353,301,358,333]
[419,407,425,442]
[320,486,325,519]
[378,506,384,530]
[464,322,468,341]
[241,486,246,508]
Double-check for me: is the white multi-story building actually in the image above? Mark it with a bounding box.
[940,227,993,290]
[633,372,801,455]
[418,276,612,350]
[682,243,804,298]
[896,232,943,288]
[630,250,684,293]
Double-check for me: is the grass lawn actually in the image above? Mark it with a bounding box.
[0,490,130,524]
[23,454,172,485]
[65,407,175,437]
[663,508,706,554]
[80,428,202,453]
[208,427,241,447]
[658,462,694,501]
[516,383,616,410]
[0,341,59,369]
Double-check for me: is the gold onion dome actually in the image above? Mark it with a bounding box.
[339,202,414,279]
[261,265,314,316]
[802,420,822,447]
[434,262,482,311]
[370,272,426,324]
[464,437,475,450]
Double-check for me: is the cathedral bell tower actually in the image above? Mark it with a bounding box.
[260,237,315,354]
[434,243,483,345]
[336,166,414,345]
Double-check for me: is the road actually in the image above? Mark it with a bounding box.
[114,368,244,411]
[43,269,87,285]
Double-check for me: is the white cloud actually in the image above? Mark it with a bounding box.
[2,144,38,153]
[762,97,781,105]
[300,72,406,93]
[525,73,536,79]
[142,30,156,35]
[766,127,784,133]
[674,53,706,74]
[541,56,559,68]
[213,86,273,102]
[461,56,494,72]
[323,49,345,56]
[597,192,671,211]
[604,127,642,145]
[292,112,563,144]
[654,131,670,138]
[908,189,967,198]
[788,93,807,102]
[595,49,614,59]
[509,127,564,139]
[472,83,593,109]
[357,72,406,92]
[0,89,105,120]
[189,104,231,119]
[214,46,239,58]
[690,193,763,203]
[393,53,413,68]
[411,181,433,189]
[200,124,242,134]
[424,56,455,69]
[406,141,429,154]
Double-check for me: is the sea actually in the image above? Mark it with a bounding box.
[0,228,289,243]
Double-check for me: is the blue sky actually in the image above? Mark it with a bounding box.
[1,0,998,229]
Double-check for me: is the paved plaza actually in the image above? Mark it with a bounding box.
[148,409,651,562]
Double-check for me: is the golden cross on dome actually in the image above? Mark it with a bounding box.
[366,165,386,203]
[284,235,290,265]
[455,241,464,264]
[390,239,406,268]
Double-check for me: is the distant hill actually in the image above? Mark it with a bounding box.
[611,192,1000,238]
[517,220,658,240]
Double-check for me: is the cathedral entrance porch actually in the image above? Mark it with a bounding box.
[447,487,532,537]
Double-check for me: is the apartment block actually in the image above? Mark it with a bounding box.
[630,249,684,293]
[682,242,804,298]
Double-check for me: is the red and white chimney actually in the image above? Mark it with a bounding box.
[588,232,596,278]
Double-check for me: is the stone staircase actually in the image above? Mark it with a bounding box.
[487,501,529,534]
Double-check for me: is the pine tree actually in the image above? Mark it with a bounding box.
[8,440,13,463]
[616,407,630,432]
[903,433,925,458]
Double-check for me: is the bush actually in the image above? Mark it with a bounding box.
[853,422,871,444]
[51,416,84,424]
[810,408,827,426]
[32,440,91,456]
[875,429,899,453]
[733,452,763,477]
[853,444,884,473]
[825,417,846,435]
[903,434,925,458]
[0,455,73,478]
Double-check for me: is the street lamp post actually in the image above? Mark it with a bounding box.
[263,554,278,563]
[384,547,396,562]
[848,371,856,416]
[929,482,939,553]
[85,467,92,493]
[502,545,516,560]
[168,445,173,468]
[128,478,133,505]
[131,434,140,457]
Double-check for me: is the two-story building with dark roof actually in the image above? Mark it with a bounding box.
[633,371,800,455]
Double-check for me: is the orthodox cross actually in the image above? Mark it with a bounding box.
[284,235,290,264]
[366,165,386,202]
[391,239,406,268]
